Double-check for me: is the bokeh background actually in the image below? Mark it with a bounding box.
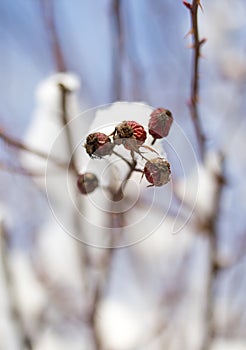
[0,1,246,349]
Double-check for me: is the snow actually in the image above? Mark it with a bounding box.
[0,219,22,350]
[97,299,145,350]
[9,251,46,319]
[21,73,84,186]
[212,338,246,350]
[175,151,223,221]
[34,328,90,350]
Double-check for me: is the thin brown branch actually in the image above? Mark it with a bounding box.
[0,161,44,177]
[113,157,137,201]
[111,0,123,100]
[184,0,206,160]
[58,84,79,174]
[0,128,67,169]
[112,150,132,167]
[200,154,226,350]
[88,246,115,350]
[87,202,123,350]
[58,82,91,288]
[40,0,67,72]
[124,1,144,100]
[86,152,136,349]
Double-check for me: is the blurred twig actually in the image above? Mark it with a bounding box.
[0,223,33,350]
[183,0,206,160]
[58,83,79,174]
[58,82,91,291]
[58,83,108,350]
[0,161,44,177]
[111,0,123,100]
[183,3,220,346]
[200,154,226,350]
[123,2,144,100]
[0,128,67,169]
[40,0,67,72]
[87,166,135,349]
[183,3,228,349]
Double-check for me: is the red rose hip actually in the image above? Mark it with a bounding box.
[148,108,173,144]
[144,157,171,186]
[113,120,147,150]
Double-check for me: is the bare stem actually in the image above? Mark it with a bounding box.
[57,83,91,293]
[58,83,79,174]
[112,150,132,167]
[0,128,67,169]
[88,186,125,350]
[0,162,45,177]
[200,154,226,350]
[111,0,123,100]
[40,0,67,72]
[113,158,137,201]
[184,0,206,160]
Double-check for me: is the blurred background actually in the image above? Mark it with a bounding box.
[0,1,246,349]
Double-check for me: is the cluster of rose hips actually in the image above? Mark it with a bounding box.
[77,108,173,195]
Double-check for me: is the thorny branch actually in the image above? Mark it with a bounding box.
[184,3,229,349]
[183,0,206,160]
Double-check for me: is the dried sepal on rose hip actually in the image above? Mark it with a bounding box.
[85,132,114,158]
[148,108,173,144]
[113,121,147,151]
[144,157,171,187]
[77,172,99,194]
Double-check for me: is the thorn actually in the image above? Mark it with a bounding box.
[197,0,204,12]
[183,1,192,10]
[187,43,195,49]
[186,99,192,108]
[184,28,194,38]
[191,94,200,104]
[199,38,207,46]
[199,52,205,59]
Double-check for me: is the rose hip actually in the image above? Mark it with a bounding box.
[144,157,171,186]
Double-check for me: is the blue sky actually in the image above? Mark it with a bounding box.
[0,0,190,133]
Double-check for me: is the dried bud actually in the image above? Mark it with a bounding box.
[148,108,173,144]
[113,121,147,150]
[85,132,114,158]
[77,172,99,194]
[144,158,171,187]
